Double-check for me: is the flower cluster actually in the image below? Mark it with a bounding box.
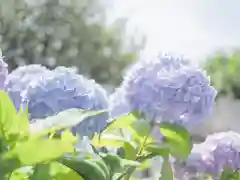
[5,65,109,137]
[0,51,222,179]
[110,53,217,127]
[183,131,240,179]
[5,65,49,110]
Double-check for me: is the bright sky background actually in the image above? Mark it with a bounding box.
[111,0,240,63]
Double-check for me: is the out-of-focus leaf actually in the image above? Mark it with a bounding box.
[0,91,17,138]
[92,134,127,148]
[30,162,83,180]
[61,129,77,144]
[123,141,137,160]
[159,122,192,159]
[127,120,152,143]
[100,153,140,174]
[145,142,169,157]
[4,139,74,165]
[159,156,173,180]
[102,113,137,133]
[30,109,105,133]
[58,157,109,180]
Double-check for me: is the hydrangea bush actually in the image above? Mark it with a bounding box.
[0,51,238,180]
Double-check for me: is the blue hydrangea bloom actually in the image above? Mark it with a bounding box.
[21,66,109,137]
[4,65,50,110]
[109,87,131,118]
[0,55,8,89]
[183,131,240,179]
[110,53,217,126]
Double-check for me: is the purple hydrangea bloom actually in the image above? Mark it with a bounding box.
[110,53,217,126]
[19,66,109,137]
[4,65,50,110]
[183,131,240,179]
[0,55,8,89]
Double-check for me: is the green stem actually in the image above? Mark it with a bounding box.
[117,124,154,180]
[116,154,155,180]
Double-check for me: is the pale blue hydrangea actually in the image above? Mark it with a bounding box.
[22,66,109,137]
[0,55,8,89]
[4,65,49,109]
[110,53,217,126]
[183,131,240,179]
[109,87,131,118]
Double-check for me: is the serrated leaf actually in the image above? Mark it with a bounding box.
[159,122,192,159]
[4,139,74,165]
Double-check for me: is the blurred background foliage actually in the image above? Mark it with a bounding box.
[2,0,240,100]
[203,50,240,99]
[0,0,145,86]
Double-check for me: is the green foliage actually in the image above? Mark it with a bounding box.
[0,90,194,180]
[0,90,83,179]
[203,50,240,99]
[0,0,144,85]
[159,156,173,180]
[159,122,192,160]
[220,167,240,180]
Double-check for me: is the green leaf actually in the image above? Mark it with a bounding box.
[101,154,123,173]
[123,141,137,160]
[128,120,151,138]
[220,167,240,180]
[92,134,127,148]
[9,167,32,180]
[59,157,109,180]
[101,153,140,174]
[30,164,51,180]
[9,105,29,135]
[145,142,169,156]
[30,108,106,133]
[50,162,84,180]
[61,129,77,144]
[136,159,151,170]
[0,91,29,148]
[159,156,173,180]
[0,91,17,138]
[4,139,74,165]
[102,113,137,133]
[30,162,84,180]
[159,122,192,159]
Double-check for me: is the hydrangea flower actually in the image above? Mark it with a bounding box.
[182,131,240,179]
[4,65,50,109]
[110,53,217,126]
[18,66,109,137]
[0,55,8,89]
